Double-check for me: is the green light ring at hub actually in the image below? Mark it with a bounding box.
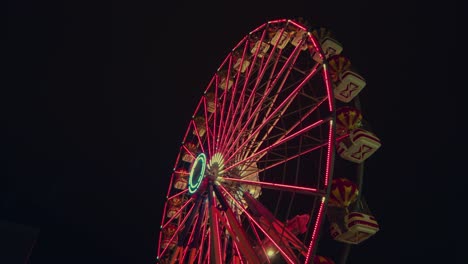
[188,153,207,194]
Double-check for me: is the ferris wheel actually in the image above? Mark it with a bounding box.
[156,18,381,264]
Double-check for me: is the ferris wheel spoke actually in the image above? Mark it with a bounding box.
[184,199,207,263]
[217,50,248,154]
[219,42,294,154]
[207,184,223,264]
[201,96,213,158]
[190,120,206,154]
[217,184,298,264]
[246,215,271,264]
[158,200,196,259]
[220,177,324,196]
[211,184,263,263]
[236,53,303,161]
[242,192,308,256]
[178,214,201,263]
[246,94,328,161]
[223,65,322,164]
[224,118,328,173]
[217,35,272,151]
[162,193,192,229]
[198,206,209,263]
[214,70,232,152]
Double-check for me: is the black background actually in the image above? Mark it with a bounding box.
[3,0,460,263]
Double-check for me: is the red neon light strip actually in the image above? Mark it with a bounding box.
[288,19,307,30]
[161,196,193,230]
[218,37,259,150]
[191,119,206,154]
[225,118,326,172]
[197,206,209,264]
[158,202,195,258]
[166,188,188,201]
[179,214,200,263]
[203,96,212,158]
[218,47,246,153]
[304,199,325,263]
[220,27,270,152]
[224,64,321,164]
[221,177,322,196]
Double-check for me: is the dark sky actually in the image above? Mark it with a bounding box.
[3,1,460,264]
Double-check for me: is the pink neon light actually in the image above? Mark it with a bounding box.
[215,59,232,152]
[179,214,200,263]
[166,188,188,202]
[197,206,209,264]
[325,120,334,187]
[218,184,295,264]
[288,19,307,30]
[162,196,193,230]
[158,202,195,258]
[268,18,288,24]
[203,96,212,158]
[243,213,270,263]
[256,143,325,177]
[322,65,334,111]
[209,193,223,263]
[248,23,267,35]
[191,119,206,154]
[304,199,325,263]
[182,143,196,159]
[221,177,321,195]
[224,64,320,164]
[218,47,246,152]
[225,119,326,172]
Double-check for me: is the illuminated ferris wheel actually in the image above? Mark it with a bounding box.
[156,18,381,264]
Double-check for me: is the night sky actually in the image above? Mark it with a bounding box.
[3,1,460,264]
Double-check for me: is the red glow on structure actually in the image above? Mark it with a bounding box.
[288,19,307,30]
[218,184,296,264]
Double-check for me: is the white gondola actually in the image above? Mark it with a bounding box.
[334,70,367,103]
[337,128,381,163]
[313,37,343,63]
[330,212,379,244]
